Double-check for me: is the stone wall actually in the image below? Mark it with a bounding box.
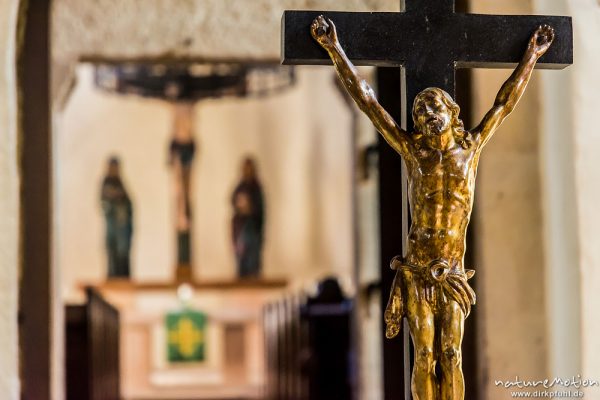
[51,0,399,101]
[52,0,398,63]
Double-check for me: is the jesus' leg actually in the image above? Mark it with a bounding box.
[403,270,438,400]
[439,299,465,400]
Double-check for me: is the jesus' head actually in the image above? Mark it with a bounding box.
[412,87,470,149]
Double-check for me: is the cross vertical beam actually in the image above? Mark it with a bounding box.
[404,0,454,13]
[376,67,411,399]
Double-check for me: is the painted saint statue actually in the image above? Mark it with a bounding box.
[311,15,554,400]
[101,156,133,278]
[231,157,265,278]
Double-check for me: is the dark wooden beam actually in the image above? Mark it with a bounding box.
[282,11,572,69]
[18,0,52,399]
[376,67,409,400]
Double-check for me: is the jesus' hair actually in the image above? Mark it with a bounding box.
[412,87,473,149]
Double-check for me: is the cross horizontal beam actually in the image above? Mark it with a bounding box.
[282,11,572,69]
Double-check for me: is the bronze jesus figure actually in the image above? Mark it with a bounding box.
[311,16,554,400]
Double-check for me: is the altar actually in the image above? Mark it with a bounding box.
[87,279,287,400]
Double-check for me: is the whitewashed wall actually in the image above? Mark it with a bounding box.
[471,1,548,398]
[536,0,600,391]
[567,1,600,383]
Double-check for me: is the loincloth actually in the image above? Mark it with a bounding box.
[384,256,476,339]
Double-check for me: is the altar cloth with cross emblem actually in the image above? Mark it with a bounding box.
[166,309,207,362]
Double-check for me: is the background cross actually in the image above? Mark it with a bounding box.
[282,1,572,399]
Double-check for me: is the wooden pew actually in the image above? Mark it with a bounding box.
[263,278,353,400]
[66,288,120,400]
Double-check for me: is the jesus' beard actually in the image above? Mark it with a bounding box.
[423,117,447,136]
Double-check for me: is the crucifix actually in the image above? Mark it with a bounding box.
[169,101,197,281]
[282,1,572,399]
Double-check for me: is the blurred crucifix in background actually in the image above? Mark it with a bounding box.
[95,62,295,282]
[168,101,197,281]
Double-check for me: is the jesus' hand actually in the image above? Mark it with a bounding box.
[528,24,555,59]
[310,15,339,50]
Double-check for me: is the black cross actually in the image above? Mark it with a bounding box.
[282,1,572,399]
[282,2,572,132]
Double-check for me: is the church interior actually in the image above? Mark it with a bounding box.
[0,0,599,399]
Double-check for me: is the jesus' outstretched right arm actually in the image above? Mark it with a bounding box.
[311,15,412,158]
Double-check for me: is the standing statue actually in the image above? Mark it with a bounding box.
[101,156,133,278]
[231,157,265,278]
[311,16,554,399]
[169,102,196,278]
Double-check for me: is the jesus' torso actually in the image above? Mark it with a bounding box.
[403,132,481,271]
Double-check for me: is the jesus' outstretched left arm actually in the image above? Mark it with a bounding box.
[472,24,555,149]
